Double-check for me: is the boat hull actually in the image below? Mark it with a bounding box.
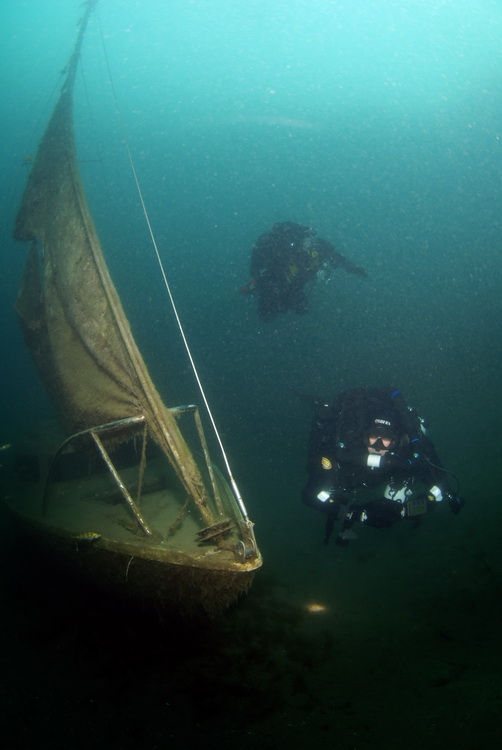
[3,500,260,619]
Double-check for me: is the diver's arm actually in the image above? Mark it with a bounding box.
[301,463,338,514]
[330,251,368,277]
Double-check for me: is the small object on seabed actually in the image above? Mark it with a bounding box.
[0,443,11,452]
[196,519,234,543]
[71,530,102,542]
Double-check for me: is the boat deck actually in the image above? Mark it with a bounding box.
[6,458,247,568]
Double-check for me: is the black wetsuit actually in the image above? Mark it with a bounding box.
[301,387,454,540]
[247,222,367,321]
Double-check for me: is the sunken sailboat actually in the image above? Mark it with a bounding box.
[6,1,261,617]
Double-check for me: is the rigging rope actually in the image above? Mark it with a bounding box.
[94,14,250,520]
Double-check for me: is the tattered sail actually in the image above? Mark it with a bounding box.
[13,1,211,519]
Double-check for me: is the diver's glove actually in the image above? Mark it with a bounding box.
[446,493,465,515]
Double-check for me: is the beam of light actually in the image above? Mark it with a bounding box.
[305,602,328,614]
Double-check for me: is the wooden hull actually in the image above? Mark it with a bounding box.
[3,497,261,619]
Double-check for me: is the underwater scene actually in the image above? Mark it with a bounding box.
[1,1,501,748]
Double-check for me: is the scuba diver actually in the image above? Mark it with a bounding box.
[301,386,465,546]
[240,222,367,321]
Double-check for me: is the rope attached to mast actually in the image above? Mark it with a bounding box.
[94,14,251,520]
